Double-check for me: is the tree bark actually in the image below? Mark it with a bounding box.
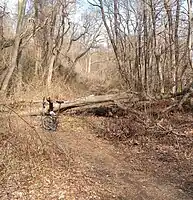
[47,53,56,88]
[174,0,180,92]
[0,0,27,93]
[16,92,138,116]
[187,0,193,70]
[1,36,21,92]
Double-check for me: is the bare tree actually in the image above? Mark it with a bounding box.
[46,0,73,88]
[0,0,27,92]
[1,0,192,97]
[88,0,193,96]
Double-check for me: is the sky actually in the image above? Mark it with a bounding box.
[4,0,92,33]
[6,0,17,13]
[6,0,89,13]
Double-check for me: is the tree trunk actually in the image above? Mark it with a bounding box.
[16,63,23,92]
[173,0,180,93]
[0,0,26,93]
[143,0,149,93]
[47,53,56,88]
[17,92,138,116]
[164,0,174,93]
[34,44,42,76]
[87,55,91,73]
[187,0,193,70]
[1,37,21,92]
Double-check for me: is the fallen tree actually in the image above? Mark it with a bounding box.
[14,92,140,116]
[162,82,193,112]
[2,87,192,117]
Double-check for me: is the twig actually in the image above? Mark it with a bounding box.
[156,122,188,137]
[162,103,178,113]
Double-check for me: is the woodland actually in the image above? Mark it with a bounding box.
[0,0,193,199]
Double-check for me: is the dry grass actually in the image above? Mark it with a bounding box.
[11,79,77,102]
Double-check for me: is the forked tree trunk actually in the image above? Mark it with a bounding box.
[0,0,26,93]
[1,37,21,92]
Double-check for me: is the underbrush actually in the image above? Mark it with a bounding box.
[86,102,193,197]
[6,67,124,102]
[99,113,193,154]
[69,100,193,197]
[11,79,78,102]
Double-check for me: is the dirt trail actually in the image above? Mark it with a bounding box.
[43,116,191,200]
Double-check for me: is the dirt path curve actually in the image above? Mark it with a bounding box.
[43,116,191,200]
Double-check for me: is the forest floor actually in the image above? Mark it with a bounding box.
[0,100,193,200]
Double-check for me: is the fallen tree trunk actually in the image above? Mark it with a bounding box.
[162,86,193,112]
[17,92,139,116]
